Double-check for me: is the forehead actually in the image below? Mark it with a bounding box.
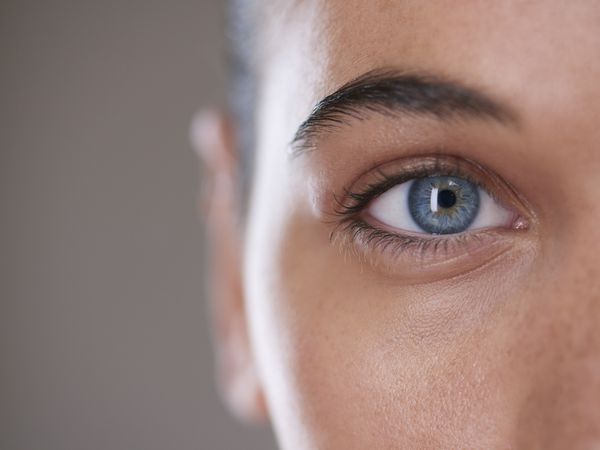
[263,0,600,110]
[257,0,600,135]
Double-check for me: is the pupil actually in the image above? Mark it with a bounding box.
[437,189,457,209]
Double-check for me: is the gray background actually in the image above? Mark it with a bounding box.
[1,1,276,449]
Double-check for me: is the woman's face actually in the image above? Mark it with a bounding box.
[218,0,600,448]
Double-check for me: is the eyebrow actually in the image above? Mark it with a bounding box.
[290,69,518,155]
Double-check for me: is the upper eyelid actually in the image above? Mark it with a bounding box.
[331,154,526,226]
[335,157,478,212]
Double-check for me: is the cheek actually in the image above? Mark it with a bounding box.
[244,187,536,449]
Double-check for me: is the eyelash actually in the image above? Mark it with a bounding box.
[329,155,522,259]
[333,218,494,259]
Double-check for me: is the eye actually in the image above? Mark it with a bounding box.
[367,175,515,235]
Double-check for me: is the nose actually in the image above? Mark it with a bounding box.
[515,219,600,448]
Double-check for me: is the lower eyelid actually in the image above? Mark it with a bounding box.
[331,221,522,283]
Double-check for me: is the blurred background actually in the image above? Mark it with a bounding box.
[1,1,276,449]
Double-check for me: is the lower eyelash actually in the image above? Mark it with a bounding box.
[330,218,485,262]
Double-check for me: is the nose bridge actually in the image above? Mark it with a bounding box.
[556,170,600,391]
[513,161,600,448]
[526,175,600,447]
[515,259,600,448]
[556,258,600,401]
[567,172,600,337]
[553,153,600,337]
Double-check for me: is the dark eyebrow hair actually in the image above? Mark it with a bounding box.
[290,69,518,155]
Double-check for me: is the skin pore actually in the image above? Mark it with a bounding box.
[197,1,600,448]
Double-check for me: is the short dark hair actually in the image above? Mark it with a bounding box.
[228,0,258,198]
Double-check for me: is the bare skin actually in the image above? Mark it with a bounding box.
[197,1,600,448]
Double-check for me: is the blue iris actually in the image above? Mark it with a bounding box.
[408,176,480,234]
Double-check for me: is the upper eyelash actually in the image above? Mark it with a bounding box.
[332,157,483,223]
